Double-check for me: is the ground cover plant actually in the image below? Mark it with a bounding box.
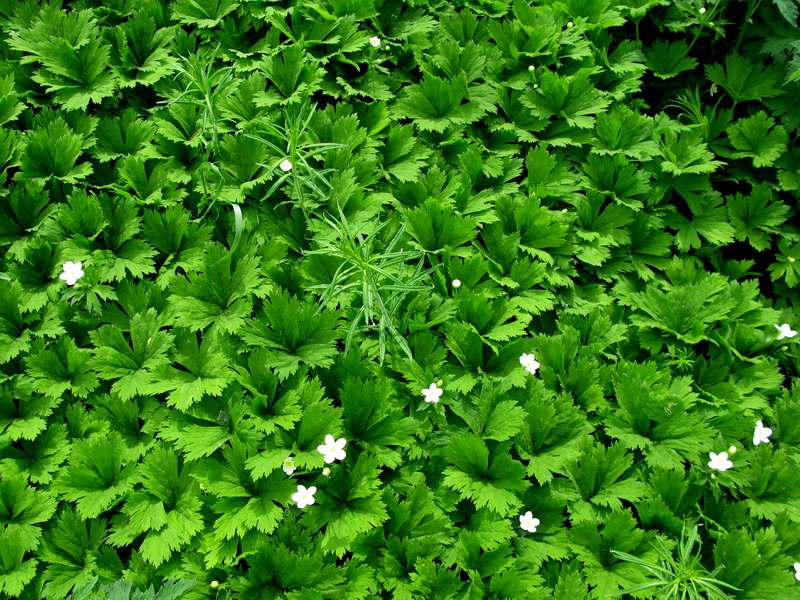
[0,0,799,598]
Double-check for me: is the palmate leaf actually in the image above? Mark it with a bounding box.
[0,376,59,444]
[0,472,57,552]
[705,53,783,104]
[170,242,266,334]
[568,509,656,598]
[25,336,98,399]
[522,68,610,129]
[442,433,528,516]
[564,441,647,521]
[195,440,293,541]
[110,12,174,88]
[90,308,174,400]
[404,198,479,254]
[727,111,789,168]
[0,529,38,598]
[39,507,111,599]
[239,290,340,379]
[158,389,261,462]
[19,118,93,183]
[664,191,735,252]
[107,448,204,567]
[173,0,240,28]
[145,328,233,410]
[52,431,139,519]
[394,72,486,132]
[644,40,698,79]
[726,183,789,251]
[33,37,117,111]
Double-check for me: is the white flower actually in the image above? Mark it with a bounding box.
[753,420,773,446]
[775,323,797,340]
[291,484,317,509]
[369,36,381,47]
[316,434,347,464]
[519,353,540,375]
[795,562,800,581]
[519,511,540,532]
[59,261,84,286]
[710,83,718,96]
[279,158,293,172]
[452,279,462,288]
[422,383,443,403]
[708,451,733,472]
[282,456,296,475]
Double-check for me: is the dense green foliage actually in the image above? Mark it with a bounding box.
[0,0,799,598]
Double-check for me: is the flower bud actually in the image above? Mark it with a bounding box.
[728,445,737,454]
[699,7,706,14]
[452,279,462,288]
[528,65,535,72]
[322,467,331,476]
[567,21,574,27]
[210,581,219,588]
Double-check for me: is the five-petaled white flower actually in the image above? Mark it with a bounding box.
[519,353,540,375]
[369,36,381,47]
[282,456,296,475]
[775,323,797,340]
[291,484,316,509]
[422,383,443,403]
[708,451,733,472]
[794,562,800,581]
[317,434,347,463]
[519,511,540,532]
[279,159,293,172]
[59,261,84,286]
[753,420,773,446]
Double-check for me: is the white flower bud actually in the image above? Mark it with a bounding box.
[210,581,219,588]
[567,21,574,27]
[728,446,737,454]
[280,159,292,171]
[528,65,535,72]
[699,7,706,14]
[369,36,381,48]
[452,279,462,288]
[322,467,331,476]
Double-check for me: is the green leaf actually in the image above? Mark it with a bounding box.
[727,111,789,168]
[239,290,340,379]
[645,39,698,79]
[53,431,139,519]
[443,434,528,516]
[25,337,98,399]
[705,53,783,103]
[90,308,174,400]
[726,183,789,251]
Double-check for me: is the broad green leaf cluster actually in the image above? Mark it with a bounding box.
[0,0,798,599]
